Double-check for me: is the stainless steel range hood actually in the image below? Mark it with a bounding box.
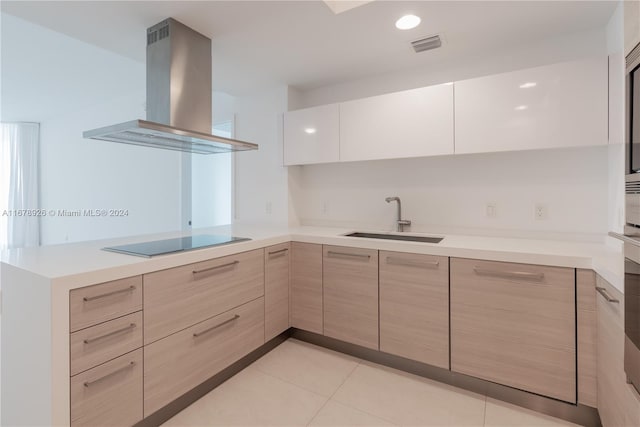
[83,18,257,154]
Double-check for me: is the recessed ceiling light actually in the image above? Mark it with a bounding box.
[444,82,454,86]
[519,82,537,89]
[396,15,421,30]
[304,128,317,134]
[515,105,528,111]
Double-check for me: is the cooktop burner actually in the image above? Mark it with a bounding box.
[102,234,251,257]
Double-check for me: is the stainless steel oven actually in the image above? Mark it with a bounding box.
[623,41,640,395]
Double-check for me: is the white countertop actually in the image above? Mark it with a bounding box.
[0,224,625,292]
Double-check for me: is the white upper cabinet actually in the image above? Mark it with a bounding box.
[339,84,454,162]
[454,57,608,155]
[624,0,640,56]
[283,104,340,166]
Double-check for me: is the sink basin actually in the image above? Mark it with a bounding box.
[345,232,443,244]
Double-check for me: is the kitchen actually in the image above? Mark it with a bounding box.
[1,1,639,426]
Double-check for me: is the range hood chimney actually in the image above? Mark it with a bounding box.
[83,18,257,154]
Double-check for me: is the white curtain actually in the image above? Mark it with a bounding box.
[0,122,40,250]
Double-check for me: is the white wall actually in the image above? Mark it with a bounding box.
[292,147,609,240]
[607,2,626,236]
[233,86,289,225]
[2,14,183,245]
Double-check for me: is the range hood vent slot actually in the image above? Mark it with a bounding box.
[84,18,258,155]
[411,35,442,53]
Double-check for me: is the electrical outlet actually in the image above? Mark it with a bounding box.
[265,201,272,215]
[486,203,497,218]
[534,204,548,220]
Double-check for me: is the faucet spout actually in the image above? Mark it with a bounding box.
[385,196,411,232]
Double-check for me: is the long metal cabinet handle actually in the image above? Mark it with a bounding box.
[386,257,439,268]
[192,260,239,276]
[473,267,544,281]
[84,323,137,344]
[596,286,620,303]
[327,251,371,260]
[83,286,136,302]
[193,314,240,338]
[268,248,289,257]
[608,231,640,247]
[84,361,135,387]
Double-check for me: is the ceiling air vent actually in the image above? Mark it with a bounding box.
[411,35,442,53]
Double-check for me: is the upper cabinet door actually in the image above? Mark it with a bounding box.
[454,57,608,154]
[339,84,454,162]
[283,104,340,166]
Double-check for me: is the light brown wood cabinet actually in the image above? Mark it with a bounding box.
[576,269,597,407]
[379,251,449,368]
[265,243,290,341]
[596,275,640,427]
[143,248,264,344]
[323,245,379,350]
[71,349,143,427]
[450,258,576,403]
[290,242,323,334]
[144,297,265,416]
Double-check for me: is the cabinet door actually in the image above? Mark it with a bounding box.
[265,243,290,341]
[596,275,640,427]
[379,252,449,368]
[624,0,640,56]
[323,245,378,349]
[284,104,340,165]
[455,57,607,154]
[340,84,454,162]
[450,258,576,403]
[290,242,323,334]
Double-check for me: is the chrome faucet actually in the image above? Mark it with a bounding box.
[385,196,411,232]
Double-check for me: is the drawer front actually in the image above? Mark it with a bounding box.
[71,349,143,427]
[70,311,143,376]
[265,243,290,341]
[290,242,323,334]
[144,249,264,344]
[144,296,265,416]
[451,258,576,403]
[70,276,142,332]
[323,245,379,350]
[379,252,449,368]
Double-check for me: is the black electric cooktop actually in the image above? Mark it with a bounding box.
[102,234,251,257]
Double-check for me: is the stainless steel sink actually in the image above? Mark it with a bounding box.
[345,232,443,244]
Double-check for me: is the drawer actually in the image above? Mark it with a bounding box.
[144,297,265,416]
[70,276,142,332]
[70,311,143,376]
[144,249,264,344]
[71,348,143,427]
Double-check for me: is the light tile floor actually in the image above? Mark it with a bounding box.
[163,338,580,427]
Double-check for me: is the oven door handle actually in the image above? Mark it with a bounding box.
[609,231,640,247]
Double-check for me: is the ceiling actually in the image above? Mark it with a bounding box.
[1,1,617,96]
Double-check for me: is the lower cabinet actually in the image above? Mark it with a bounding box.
[450,258,576,403]
[323,245,379,349]
[290,242,323,334]
[596,275,640,427]
[379,252,449,368]
[71,349,143,427]
[143,297,265,416]
[265,243,290,341]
